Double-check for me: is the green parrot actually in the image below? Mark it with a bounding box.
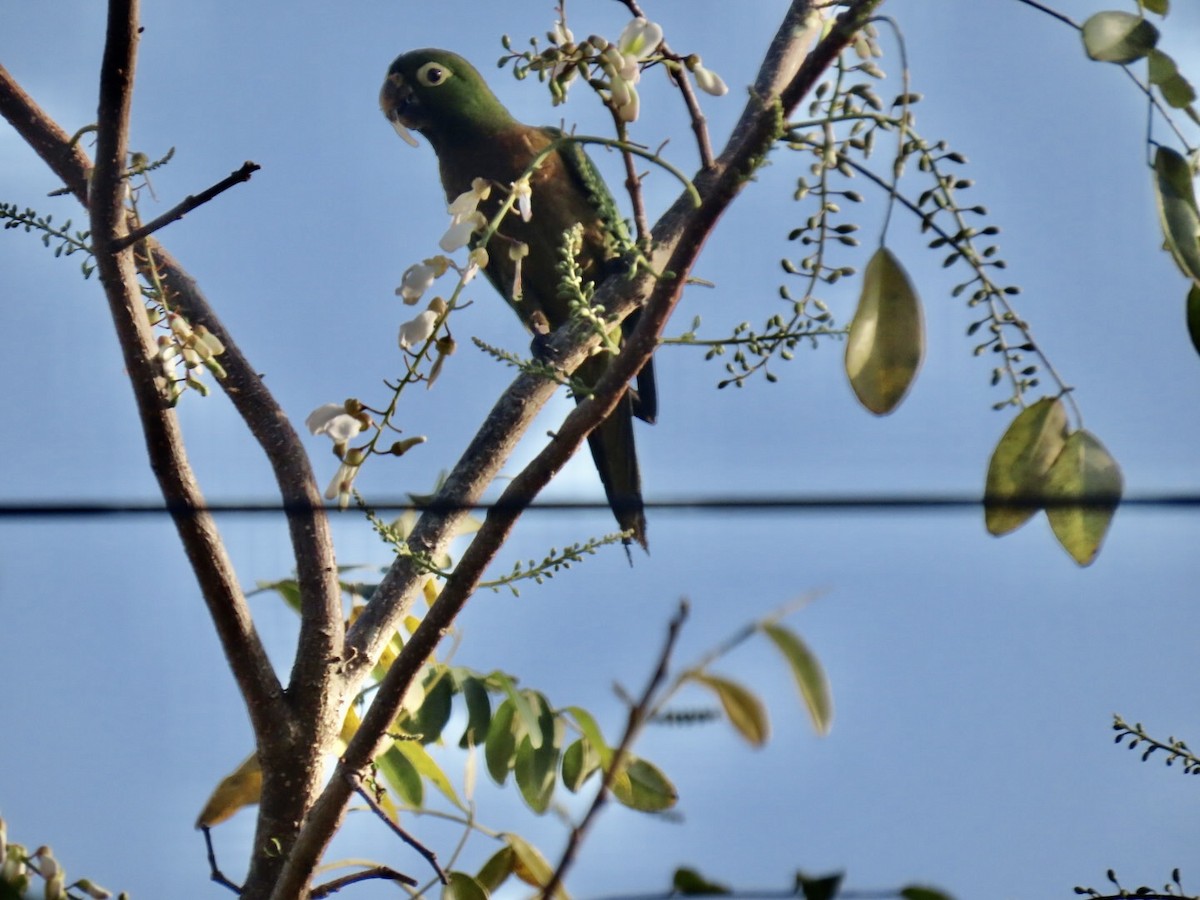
[379,48,656,550]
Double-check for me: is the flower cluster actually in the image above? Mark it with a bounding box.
[507,15,728,122]
[156,311,227,404]
[305,401,426,507]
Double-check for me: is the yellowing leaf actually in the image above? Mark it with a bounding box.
[1081,11,1159,63]
[194,753,262,828]
[1043,430,1123,566]
[609,755,678,811]
[845,247,924,415]
[762,623,833,736]
[687,672,769,746]
[1153,146,1200,284]
[503,834,563,897]
[984,397,1069,535]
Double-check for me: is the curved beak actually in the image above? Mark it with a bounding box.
[379,71,419,147]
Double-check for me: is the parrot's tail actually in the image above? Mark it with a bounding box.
[586,393,648,552]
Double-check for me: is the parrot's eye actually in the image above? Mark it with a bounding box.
[417,62,452,87]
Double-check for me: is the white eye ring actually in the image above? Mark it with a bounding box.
[417,61,452,87]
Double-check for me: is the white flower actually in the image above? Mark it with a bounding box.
[600,20,662,122]
[398,261,438,304]
[693,61,728,97]
[448,178,491,219]
[398,309,438,350]
[511,177,533,222]
[617,17,663,60]
[550,19,573,46]
[306,403,365,449]
[463,246,489,285]
[439,211,485,252]
[324,459,360,508]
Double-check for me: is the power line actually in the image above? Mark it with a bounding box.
[0,493,1192,518]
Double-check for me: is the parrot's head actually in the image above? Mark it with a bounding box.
[380,49,513,149]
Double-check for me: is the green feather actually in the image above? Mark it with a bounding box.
[381,49,656,550]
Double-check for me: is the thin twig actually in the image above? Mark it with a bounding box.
[345,769,449,885]
[541,601,689,899]
[116,160,260,250]
[200,826,244,895]
[311,866,418,898]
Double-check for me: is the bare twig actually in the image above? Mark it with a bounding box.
[345,769,448,884]
[542,601,690,899]
[311,866,419,898]
[200,826,244,895]
[116,160,261,250]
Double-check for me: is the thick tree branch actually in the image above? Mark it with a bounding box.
[5,15,347,898]
[274,2,871,895]
[0,52,344,722]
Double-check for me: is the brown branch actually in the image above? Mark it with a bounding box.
[272,2,871,895]
[5,14,346,899]
[311,866,418,898]
[345,770,447,884]
[1,38,345,728]
[542,601,689,899]
[116,161,261,251]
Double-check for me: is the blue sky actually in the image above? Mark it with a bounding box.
[2,2,1199,898]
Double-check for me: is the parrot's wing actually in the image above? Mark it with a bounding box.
[547,129,658,425]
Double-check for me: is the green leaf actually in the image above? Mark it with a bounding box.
[377,744,423,806]
[561,738,602,792]
[457,673,492,749]
[845,246,924,415]
[1153,145,1200,284]
[563,706,614,767]
[489,673,542,749]
[484,698,518,785]
[398,668,454,743]
[1142,0,1168,13]
[444,872,490,900]
[514,693,562,813]
[475,846,515,894]
[1186,283,1200,357]
[762,623,834,735]
[1044,430,1123,566]
[687,672,770,746]
[610,755,678,811]
[797,871,844,900]
[1147,49,1196,110]
[1081,11,1159,63]
[900,887,956,900]
[503,834,561,896]
[983,397,1069,536]
[673,867,731,895]
[392,739,463,809]
[256,578,301,613]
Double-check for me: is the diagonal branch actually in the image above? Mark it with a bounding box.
[0,59,344,721]
[273,2,876,895]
